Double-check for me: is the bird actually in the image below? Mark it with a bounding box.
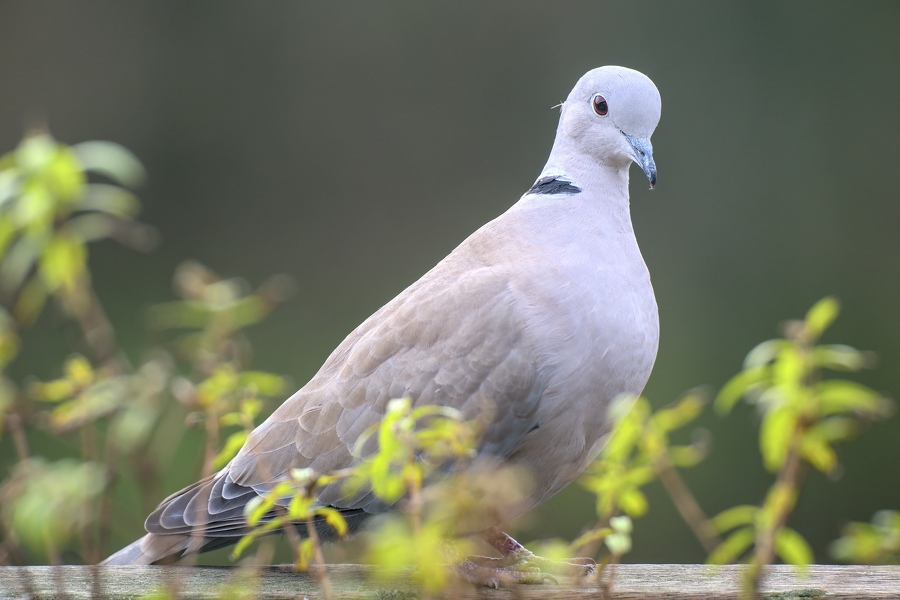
[102,65,662,585]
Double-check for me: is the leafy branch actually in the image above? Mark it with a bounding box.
[710,297,892,595]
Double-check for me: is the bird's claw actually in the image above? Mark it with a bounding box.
[455,552,593,587]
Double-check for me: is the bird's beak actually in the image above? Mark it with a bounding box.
[624,134,657,189]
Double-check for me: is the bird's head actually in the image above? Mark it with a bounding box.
[559,66,661,188]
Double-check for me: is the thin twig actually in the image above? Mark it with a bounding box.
[6,411,31,462]
[653,453,720,554]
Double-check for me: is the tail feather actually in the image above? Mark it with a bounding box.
[100,533,194,565]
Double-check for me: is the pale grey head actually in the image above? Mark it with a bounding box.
[557,66,661,187]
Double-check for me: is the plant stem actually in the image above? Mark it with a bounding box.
[305,514,334,600]
[653,453,720,554]
[748,423,805,594]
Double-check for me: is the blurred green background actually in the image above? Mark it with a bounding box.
[1,1,898,564]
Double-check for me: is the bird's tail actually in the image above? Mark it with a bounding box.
[100,533,194,566]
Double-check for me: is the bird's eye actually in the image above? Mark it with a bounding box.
[592,94,609,116]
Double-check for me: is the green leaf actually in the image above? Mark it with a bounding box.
[799,430,837,474]
[317,506,349,537]
[772,345,804,388]
[295,537,314,571]
[775,527,814,567]
[711,505,759,534]
[72,141,145,187]
[39,233,87,292]
[46,146,86,202]
[815,380,891,418]
[618,487,649,517]
[715,365,770,415]
[812,344,870,372]
[77,184,140,217]
[760,405,797,472]
[804,296,840,341]
[650,392,705,433]
[15,134,56,175]
[743,339,791,369]
[213,430,248,469]
[806,417,858,444]
[707,526,755,565]
[238,371,286,396]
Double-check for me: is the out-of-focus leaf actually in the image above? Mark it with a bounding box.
[238,371,286,396]
[807,417,858,443]
[48,377,129,431]
[715,365,770,415]
[295,537,314,571]
[812,344,871,372]
[12,277,47,327]
[213,430,249,469]
[317,506,349,537]
[816,380,891,418]
[707,526,755,565]
[0,217,17,257]
[743,339,791,369]
[39,233,87,293]
[760,405,796,472]
[0,169,20,209]
[618,487,649,517]
[799,430,837,474]
[16,180,54,232]
[804,296,840,341]
[65,354,94,388]
[78,183,141,218]
[0,458,105,558]
[775,527,814,568]
[72,140,145,187]
[2,236,41,293]
[650,392,705,433]
[15,134,56,175]
[772,345,804,388]
[46,146,85,202]
[711,505,758,533]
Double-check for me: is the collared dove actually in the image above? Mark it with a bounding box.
[103,65,662,584]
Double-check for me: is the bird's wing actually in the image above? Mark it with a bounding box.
[146,258,545,537]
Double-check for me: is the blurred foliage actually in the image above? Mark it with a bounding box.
[0,133,291,568]
[575,392,712,560]
[0,132,148,326]
[831,510,900,565]
[0,457,105,560]
[580,393,707,522]
[710,297,893,596]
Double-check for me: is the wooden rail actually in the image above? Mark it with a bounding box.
[1,564,898,599]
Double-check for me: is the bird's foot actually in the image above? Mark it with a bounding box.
[454,555,556,588]
[454,529,596,588]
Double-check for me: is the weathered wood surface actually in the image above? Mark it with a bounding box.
[1,564,898,599]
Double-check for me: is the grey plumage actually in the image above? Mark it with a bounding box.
[102,65,662,566]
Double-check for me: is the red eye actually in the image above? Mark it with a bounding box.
[592,94,609,116]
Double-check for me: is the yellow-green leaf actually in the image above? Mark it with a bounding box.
[39,233,86,292]
[711,505,758,534]
[804,296,840,341]
[707,526,755,565]
[213,430,248,469]
[317,506,349,537]
[760,405,796,472]
[715,365,770,415]
[775,527,814,567]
